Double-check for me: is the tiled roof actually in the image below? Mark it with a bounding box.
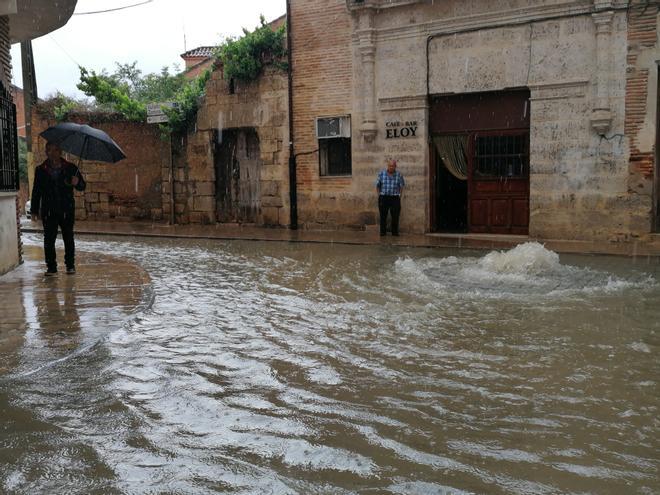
[180,46,215,59]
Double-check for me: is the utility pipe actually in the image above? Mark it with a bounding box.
[286,0,298,230]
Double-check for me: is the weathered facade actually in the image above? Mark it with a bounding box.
[289,0,659,241]
[173,65,290,226]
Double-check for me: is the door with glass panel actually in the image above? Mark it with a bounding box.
[469,131,529,234]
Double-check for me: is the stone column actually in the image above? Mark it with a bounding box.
[591,2,614,134]
[357,9,377,142]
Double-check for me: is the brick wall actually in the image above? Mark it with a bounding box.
[625,3,658,228]
[290,0,357,229]
[32,110,168,221]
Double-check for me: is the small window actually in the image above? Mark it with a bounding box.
[474,134,528,179]
[317,116,351,176]
[319,138,351,176]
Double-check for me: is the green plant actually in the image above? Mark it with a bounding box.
[161,69,212,134]
[38,92,95,121]
[217,16,287,83]
[78,67,146,121]
[74,16,286,135]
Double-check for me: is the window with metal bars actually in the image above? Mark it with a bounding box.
[474,134,528,179]
[0,82,18,192]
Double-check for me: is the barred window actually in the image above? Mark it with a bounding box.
[0,83,18,192]
[475,134,528,179]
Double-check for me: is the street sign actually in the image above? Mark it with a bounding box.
[147,115,170,124]
[146,102,178,123]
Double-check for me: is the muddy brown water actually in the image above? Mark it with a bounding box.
[1,235,659,494]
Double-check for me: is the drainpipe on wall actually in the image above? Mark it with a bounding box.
[286,0,298,230]
[169,133,175,225]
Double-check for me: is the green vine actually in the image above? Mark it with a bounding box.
[161,69,212,134]
[217,16,287,82]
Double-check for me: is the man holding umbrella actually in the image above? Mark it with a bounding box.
[30,142,86,276]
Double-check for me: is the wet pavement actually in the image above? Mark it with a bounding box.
[1,234,659,494]
[20,218,660,257]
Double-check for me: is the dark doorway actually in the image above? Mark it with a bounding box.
[430,90,530,235]
[214,128,261,223]
[433,138,468,232]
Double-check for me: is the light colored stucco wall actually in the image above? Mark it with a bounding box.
[0,193,19,275]
[343,0,646,239]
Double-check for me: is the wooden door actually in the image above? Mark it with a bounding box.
[214,128,261,223]
[468,131,529,235]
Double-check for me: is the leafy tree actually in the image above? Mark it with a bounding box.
[39,91,102,121]
[78,67,146,121]
[76,16,287,133]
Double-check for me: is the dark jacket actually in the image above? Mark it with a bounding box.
[30,159,86,221]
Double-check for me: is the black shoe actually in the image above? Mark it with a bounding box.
[66,267,76,275]
[392,232,399,236]
[380,232,386,237]
[45,269,58,277]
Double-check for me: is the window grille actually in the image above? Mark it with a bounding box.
[474,134,528,179]
[0,82,18,192]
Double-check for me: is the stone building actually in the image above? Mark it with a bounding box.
[0,1,78,275]
[288,0,660,241]
[170,17,290,226]
[173,64,290,226]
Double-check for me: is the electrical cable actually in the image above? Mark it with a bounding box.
[73,0,153,16]
[47,35,82,68]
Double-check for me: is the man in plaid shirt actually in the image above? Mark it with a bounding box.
[376,158,405,236]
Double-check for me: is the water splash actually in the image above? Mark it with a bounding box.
[395,242,655,298]
[477,242,559,275]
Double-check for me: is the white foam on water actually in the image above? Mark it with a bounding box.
[478,242,560,275]
[394,242,655,299]
[628,342,651,353]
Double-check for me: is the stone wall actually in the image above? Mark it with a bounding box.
[32,111,168,221]
[177,65,289,226]
[291,0,654,240]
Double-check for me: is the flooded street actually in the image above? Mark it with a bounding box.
[2,234,659,494]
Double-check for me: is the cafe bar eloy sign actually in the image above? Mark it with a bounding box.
[385,120,418,139]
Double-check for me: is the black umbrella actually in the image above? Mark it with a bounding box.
[40,122,127,164]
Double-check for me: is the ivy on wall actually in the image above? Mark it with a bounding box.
[217,16,287,83]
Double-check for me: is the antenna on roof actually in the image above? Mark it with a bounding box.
[183,18,187,52]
